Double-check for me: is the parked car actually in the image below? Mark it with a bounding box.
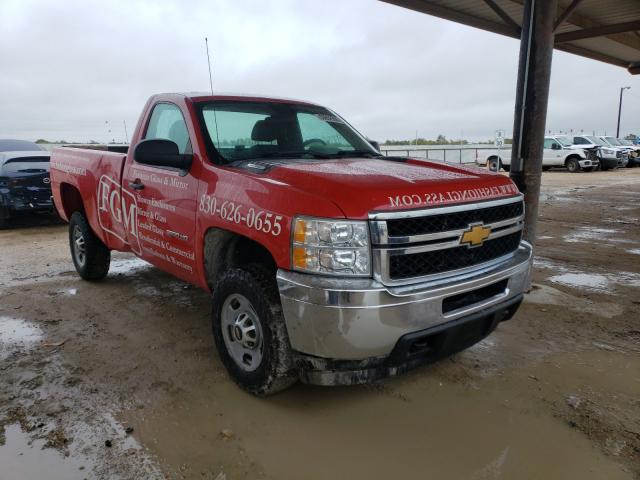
[572,135,625,170]
[50,92,532,396]
[477,135,594,172]
[0,140,52,226]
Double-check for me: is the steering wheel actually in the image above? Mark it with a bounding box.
[303,138,327,148]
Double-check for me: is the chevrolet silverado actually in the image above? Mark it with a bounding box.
[50,93,532,395]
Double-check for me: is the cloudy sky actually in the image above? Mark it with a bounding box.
[1,0,639,144]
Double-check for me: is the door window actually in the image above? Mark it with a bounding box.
[543,138,555,149]
[145,103,191,154]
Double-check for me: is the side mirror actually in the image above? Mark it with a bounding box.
[133,139,193,171]
[551,143,561,150]
[369,140,381,152]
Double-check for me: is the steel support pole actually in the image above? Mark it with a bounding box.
[509,0,557,245]
[616,87,624,138]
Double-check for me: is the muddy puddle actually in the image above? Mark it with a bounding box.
[535,256,640,292]
[0,424,87,480]
[0,317,44,361]
[125,374,633,479]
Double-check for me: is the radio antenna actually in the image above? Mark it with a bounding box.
[205,37,214,95]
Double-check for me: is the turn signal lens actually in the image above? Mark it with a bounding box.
[294,219,307,244]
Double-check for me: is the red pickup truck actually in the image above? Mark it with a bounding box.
[50,93,531,396]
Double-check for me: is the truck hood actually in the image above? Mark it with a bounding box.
[260,158,521,218]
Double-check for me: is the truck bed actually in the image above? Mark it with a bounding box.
[50,146,130,251]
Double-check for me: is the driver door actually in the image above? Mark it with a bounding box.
[122,102,199,283]
[543,138,563,166]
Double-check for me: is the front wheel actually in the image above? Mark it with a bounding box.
[211,267,297,396]
[69,211,111,280]
[566,157,581,173]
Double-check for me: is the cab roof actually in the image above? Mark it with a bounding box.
[154,92,321,107]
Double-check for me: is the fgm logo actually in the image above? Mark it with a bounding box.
[97,175,141,255]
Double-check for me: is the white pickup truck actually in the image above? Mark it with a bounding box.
[477,135,596,173]
[573,135,626,170]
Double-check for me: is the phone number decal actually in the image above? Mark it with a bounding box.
[199,194,284,236]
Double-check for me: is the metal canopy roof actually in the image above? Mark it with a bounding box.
[381,0,640,74]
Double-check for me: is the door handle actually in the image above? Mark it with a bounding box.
[129,180,144,191]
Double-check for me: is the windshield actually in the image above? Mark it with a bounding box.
[620,139,634,146]
[555,136,573,147]
[196,101,378,163]
[586,136,606,146]
[604,137,622,146]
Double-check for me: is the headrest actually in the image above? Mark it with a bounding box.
[168,120,189,152]
[251,118,278,142]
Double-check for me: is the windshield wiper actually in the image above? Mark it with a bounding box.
[244,151,332,160]
[333,150,382,158]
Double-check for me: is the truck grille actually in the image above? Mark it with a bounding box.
[389,231,522,279]
[370,195,524,285]
[387,201,523,238]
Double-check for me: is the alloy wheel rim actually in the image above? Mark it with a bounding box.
[73,225,87,267]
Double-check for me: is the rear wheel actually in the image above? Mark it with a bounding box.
[69,212,110,280]
[566,157,581,173]
[211,267,297,396]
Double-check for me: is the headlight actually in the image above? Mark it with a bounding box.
[291,217,371,276]
[603,148,614,155]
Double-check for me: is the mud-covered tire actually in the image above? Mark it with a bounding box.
[69,211,110,281]
[566,157,581,173]
[211,267,297,396]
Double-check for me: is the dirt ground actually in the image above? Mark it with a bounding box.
[1,168,639,480]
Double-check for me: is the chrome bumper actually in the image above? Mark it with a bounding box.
[277,241,533,361]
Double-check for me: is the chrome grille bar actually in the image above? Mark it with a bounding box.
[368,194,525,286]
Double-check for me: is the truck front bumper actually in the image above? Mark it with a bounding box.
[599,157,619,169]
[277,241,532,385]
[578,158,597,168]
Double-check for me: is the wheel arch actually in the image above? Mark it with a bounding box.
[59,182,85,219]
[203,227,277,291]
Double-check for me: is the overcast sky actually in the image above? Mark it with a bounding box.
[1,0,639,143]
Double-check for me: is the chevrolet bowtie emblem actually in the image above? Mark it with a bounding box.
[460,223,492,248]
